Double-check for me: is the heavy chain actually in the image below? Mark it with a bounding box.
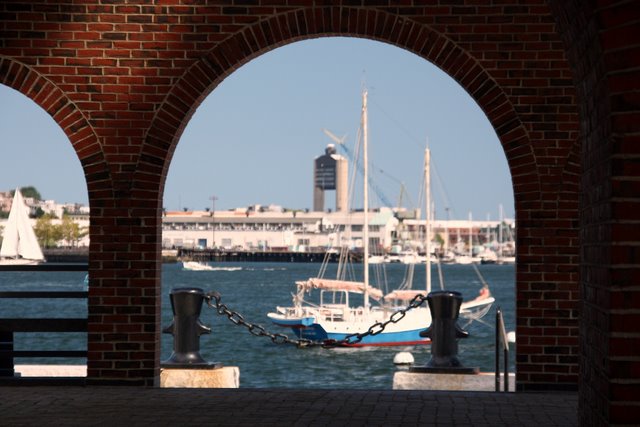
[204,291,317,348]
[328,293,428,346]
[204,291,428,348]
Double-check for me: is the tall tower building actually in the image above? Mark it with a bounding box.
[313,144,348,212]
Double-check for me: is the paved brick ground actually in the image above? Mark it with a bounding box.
[1,387,577,426]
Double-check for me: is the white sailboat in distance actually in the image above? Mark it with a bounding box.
[0,188,45,265]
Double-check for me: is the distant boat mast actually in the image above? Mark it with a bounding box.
[362,88,370,309]
[425,148,431,295]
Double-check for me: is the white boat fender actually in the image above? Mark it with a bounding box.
[393,352,414,366]
[507,331,516,343]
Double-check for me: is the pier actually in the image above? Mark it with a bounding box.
[39,248,357,264]
[177,248,359,263]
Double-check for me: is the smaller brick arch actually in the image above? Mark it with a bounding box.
[0,57,115,379]
[0,56,109,198]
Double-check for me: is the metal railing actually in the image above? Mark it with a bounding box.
[495,306,510,392]
[0,264,88,385]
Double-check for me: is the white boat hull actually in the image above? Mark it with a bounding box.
[269,305,432,346]
[0,258,42,266]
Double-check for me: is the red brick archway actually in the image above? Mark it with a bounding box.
[4,2,637,424]
[1,0,579,390]
[143,6,579,394]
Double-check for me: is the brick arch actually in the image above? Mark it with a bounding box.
[0,56,109,199]
[142,7,539,208]
[139,5,581,392]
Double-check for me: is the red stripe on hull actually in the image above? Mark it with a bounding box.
[339,339,431,348]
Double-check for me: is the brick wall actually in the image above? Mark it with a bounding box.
[550,0,640,424]
[1,0,584,395]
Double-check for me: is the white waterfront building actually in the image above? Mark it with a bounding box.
[0,195,515,255]
[161,206,516,255]
[162,206,400,252]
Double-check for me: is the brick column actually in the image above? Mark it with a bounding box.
[86,192,162,386]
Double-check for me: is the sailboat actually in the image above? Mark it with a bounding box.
[496,204,516,264]
[0,188,45,265]
[381,149,495,325]
[268,90,496,345]
[267,90,433,346]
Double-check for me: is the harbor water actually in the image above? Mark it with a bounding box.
[1,262,516,389]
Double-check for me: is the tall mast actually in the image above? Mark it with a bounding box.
[425,148,431,294]
[362,89,370,309]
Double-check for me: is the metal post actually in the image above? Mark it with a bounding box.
[504,345,509,392]
[162,287,221,368]
[410,290,478,374]
[495,308,500,392]
[495,307,510,392]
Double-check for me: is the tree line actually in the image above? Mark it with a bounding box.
[33,214,88,248]
[0,214,87,249]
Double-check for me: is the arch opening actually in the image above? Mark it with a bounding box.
[0,82,91,376]
[0,85,89,207]
[161,37,517,388]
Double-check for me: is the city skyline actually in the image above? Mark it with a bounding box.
[0,38,515,221]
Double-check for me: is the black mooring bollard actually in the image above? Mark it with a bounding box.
[162,287,221,369]
[410,290,478,374]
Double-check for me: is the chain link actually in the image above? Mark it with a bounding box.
[204,291,317,348]
[204,291,428,348]
[328,293,429,346]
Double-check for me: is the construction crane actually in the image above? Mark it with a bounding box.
[322,128,396,209]
[377,168,415,210]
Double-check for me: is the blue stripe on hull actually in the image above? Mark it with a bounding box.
[291,324,328,342]
[291,324,430,346]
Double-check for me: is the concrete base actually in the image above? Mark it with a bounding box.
[160,366,240,388]
[14,365,86,377]
[393,371,515,392]
[13,365,240,388]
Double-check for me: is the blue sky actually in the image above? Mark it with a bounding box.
[0,38,514,220]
